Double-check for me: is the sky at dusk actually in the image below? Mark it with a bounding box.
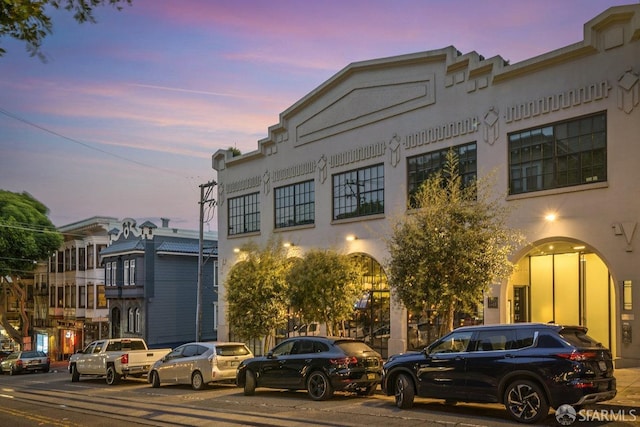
[0,0,633,232]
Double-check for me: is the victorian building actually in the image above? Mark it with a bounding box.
[213,4,640,366]
[33,216,117,360]
[101,218,218,348]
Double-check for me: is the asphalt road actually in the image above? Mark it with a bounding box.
[0,366,637,427]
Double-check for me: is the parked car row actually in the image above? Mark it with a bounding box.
[1,322,618,424]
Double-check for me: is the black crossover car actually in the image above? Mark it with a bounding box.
[236,336,383,400]
[382,323,616,423]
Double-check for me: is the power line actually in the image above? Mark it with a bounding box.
[0,107,186,177]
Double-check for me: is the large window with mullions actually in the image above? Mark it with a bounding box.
[333,164,384,220]
[509,112,606,195]
[274,180,315,228]
[407,142,477,205]
[228,192,260,236]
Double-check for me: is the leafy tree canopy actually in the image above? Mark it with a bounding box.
[225,238,290,351]
[287,249,362,336]
[0,190,63,344]
[0,0,132,59]
[386,150,524,335]
[0,190,63,276]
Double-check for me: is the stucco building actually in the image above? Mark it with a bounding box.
[213,4,640,366]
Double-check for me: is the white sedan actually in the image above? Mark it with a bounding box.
[148,342,252,390]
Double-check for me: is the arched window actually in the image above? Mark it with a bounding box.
[128,308,134,333]
[134,308,141,333]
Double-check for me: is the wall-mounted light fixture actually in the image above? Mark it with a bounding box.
[544,212,557,222]
[283,242,294,248]
[346,235,357,242]
[233,248,240,253]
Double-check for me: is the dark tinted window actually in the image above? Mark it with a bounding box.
[293,340,315,354]
[336,341,376,355]
[106,340,146,351]
[559,328,602,348]
[182,345,199,357]
[216,345,251,356]
[475,330,516,351]
[514,328,535,349]
[536,334,565,348]
[313,342,328,353]
[272,340,295,356]
[429,331,473,354]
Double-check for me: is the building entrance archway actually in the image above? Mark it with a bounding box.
[510,240,615,351]
[111,307,121,338]
[349,254,390,358]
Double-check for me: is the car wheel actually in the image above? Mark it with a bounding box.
[504,379,549,424]
[42,366,50,373]
[394,373,415,409]
[106,366,121,385]
[244,370,256,396]
[9,365,17,376]
[307,371,333,401]
[191,371,205,390]
[71,364,80,382]
[150,371,160,388]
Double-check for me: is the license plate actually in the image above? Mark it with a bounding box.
[367,373,376,380]
[231,361,238,366]
[598,361,607,371]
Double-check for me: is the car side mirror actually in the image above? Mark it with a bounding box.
[266,351,275,359]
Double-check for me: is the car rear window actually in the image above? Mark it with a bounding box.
[216,345,251,356]
[336,340,377,355]
[559,328,602,348]
[106,340,147,351]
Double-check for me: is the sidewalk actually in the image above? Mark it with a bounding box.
[608,366,640,408]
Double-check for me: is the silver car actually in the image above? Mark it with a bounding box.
[148,342,253,390]
[0,350,50,375]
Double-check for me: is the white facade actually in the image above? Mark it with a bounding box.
[213,4,640,366]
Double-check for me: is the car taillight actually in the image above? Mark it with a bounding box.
[556,351,598,361]
[574,382,595,388]
[121,354,129,364]
[329,356,358,368]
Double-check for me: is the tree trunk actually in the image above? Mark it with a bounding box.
[438,302,456,337]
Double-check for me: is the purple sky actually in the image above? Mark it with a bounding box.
[0,0,632,231]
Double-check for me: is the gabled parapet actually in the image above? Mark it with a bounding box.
[212,4,639,170]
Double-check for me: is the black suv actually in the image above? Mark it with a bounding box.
[236,336,383,400]
[382,323,616,423]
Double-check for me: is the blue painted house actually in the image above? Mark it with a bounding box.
[100,218,218,348]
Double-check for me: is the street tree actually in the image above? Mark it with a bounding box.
[1,0,132,59]
[0,190,63,345]
[386,150,524,336]
[225,238,290,353]
[287,249,363,336]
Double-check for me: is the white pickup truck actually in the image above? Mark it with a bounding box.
[69,338,172,385]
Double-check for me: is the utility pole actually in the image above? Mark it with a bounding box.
[196,180,216,342]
